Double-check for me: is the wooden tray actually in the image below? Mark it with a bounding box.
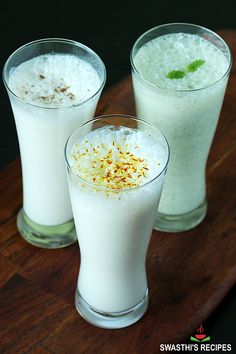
[0,31,236,354]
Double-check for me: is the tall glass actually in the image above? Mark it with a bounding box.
[131,23,232,232]
[65,115,169,328]
[3,38,106,248]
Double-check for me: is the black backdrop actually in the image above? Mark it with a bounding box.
[1,0,236,168]
[0,0,235,348]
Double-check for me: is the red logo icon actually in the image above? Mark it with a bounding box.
[190,324,211,342]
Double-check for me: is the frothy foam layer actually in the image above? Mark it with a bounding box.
[8,54,101,107]
[69,126,167,190]
[134,33,229,90]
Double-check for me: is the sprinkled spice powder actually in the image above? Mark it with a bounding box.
[8,54,101,108]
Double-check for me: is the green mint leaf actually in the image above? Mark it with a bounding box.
[166,59,205,80]
[166,70,186,79]
[187,59,205,73]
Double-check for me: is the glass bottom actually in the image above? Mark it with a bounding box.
[17,208,77,248]
[75,288,149,329]
[154,199,207,233]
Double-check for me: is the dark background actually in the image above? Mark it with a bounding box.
[0,0,235,349]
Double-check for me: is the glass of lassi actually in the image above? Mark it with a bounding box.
[131,23,232,232]
[3,38,106,248]
[65,114,169,328]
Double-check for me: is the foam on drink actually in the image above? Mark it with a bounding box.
[69,126,166,191]
[134,33,228,90]
[8,54,101,107]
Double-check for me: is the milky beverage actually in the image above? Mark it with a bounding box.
[8,54,101,226]
[67,126,168,312]
[132,33,230,215]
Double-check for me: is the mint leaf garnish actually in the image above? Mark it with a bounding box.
[166,70,186,79]
[166,59,205,79]
[186,59,205,73]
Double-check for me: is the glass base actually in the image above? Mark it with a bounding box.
[17,208,77,248]
[154,199,207,233]
[75,288,149,329]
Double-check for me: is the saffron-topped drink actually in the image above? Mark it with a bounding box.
[3,39,106,248]
[65,115,169,328]
[131,23,231,232]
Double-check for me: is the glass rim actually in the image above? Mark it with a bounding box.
[130,22,232,93]
[65,114,170,192]
[2,37,106,110]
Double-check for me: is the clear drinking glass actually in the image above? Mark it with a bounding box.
[65,114,169,328]
[131,23,232,232]
[3,38,106,248]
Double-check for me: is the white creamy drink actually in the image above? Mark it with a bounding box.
[67,123,168,314]
[8,54,102,226]
[132,28,231,230]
